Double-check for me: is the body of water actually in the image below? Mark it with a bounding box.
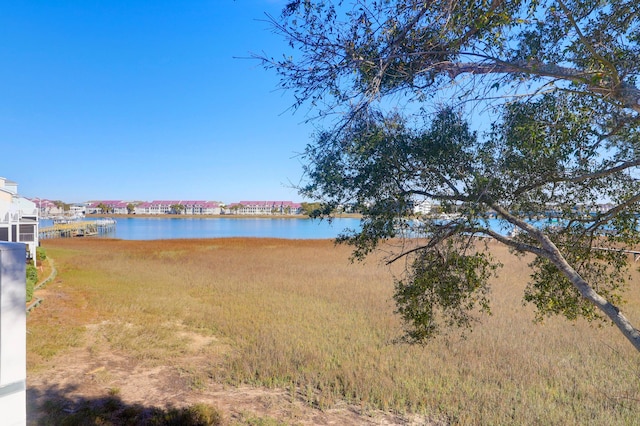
[40,217,362,240]
[39,216,560,241]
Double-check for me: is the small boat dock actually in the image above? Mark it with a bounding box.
[39,218,117,239]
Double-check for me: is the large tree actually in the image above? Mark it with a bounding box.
[170,204,185,215]
[259,0,640,351]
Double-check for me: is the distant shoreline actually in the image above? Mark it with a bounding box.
[85,213,363,220]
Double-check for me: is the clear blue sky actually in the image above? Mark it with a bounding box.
[1,0,315,203]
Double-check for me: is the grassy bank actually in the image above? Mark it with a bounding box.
[29,238,640,424]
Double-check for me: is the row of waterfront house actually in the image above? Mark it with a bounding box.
[35,199,305,217]
[1,176,305,261]
[88,200,303,215]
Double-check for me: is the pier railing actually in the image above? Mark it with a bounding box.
[39,219,117,239]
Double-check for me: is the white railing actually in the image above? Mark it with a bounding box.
[19,233,34,242]
[0,211,38,224]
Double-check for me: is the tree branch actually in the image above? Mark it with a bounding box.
[557,0,620,86]
[421,58,640,113]
[483,228,546,257]
[587,192,640,234]
[568,158,640,184]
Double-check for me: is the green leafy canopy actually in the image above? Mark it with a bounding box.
[260,0,640,351]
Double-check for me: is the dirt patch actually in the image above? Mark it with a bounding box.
[28,321,431,425]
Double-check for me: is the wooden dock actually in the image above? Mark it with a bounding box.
[39,219,117,239]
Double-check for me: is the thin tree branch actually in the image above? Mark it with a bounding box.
[556,0,620,86]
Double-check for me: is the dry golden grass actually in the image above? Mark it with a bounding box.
[29,237,640,424]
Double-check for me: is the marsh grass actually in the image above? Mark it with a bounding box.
[30,238,640,424]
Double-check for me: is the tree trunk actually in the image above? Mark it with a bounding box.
[542,238,640,352]
[492,203,640,352]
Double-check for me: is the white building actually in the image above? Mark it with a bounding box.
[86,200,130,215]
[0,177,39,262]
[134,200,221,215]
[224,201,302,215]
[412,200,433,215]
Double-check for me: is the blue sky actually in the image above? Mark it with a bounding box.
[1,0,316,203]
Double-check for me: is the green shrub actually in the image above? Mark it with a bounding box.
[149,403,224,425]
[36,246,47,261]
[26,263,37,303]
[41,399,225,426]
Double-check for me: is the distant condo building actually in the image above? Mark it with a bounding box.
[224,201,302,215]
[31,197,305,217]
[85,200,129,215]
[83,200,301,215]
[134,200,221,215]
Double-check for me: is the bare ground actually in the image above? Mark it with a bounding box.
[27,286,434,425]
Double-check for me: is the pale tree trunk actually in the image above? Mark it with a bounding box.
[491,204,640,352]
[540,238,640,352]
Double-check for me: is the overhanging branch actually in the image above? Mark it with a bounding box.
[413,56,640,113]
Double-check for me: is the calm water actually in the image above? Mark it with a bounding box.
[41,217,362,240]
[39,216,530,240]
